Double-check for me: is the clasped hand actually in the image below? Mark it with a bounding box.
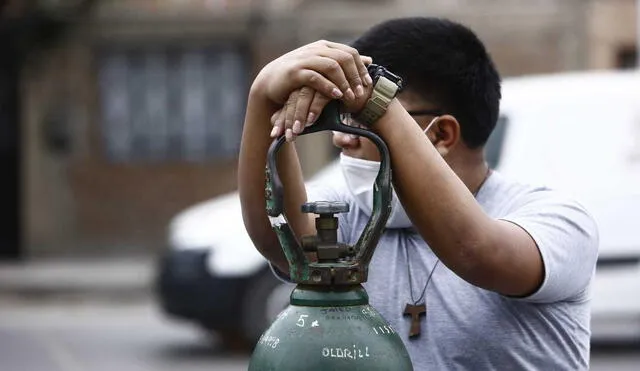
[253,40,374,141]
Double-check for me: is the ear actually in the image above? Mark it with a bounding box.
[430,114,461,156]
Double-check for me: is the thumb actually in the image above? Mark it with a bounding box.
[360,55,373,65]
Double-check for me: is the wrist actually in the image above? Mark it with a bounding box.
[369,98,403,135]
[249,76,281,113]
[353,64,404,127]
[249,72,269,99]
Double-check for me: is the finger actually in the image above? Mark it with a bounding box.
[323,41,373,87]
[270,109,283,126]
[315,48,363,100]
[292,87,314,134]
[285,127,294,142]
[270,110,281,137]
[295,56,352,100]
[306,91,331,125]
[292,67,344,102]
[360,55,373,65]
[277,108,287,137]
[270,108,286,138]
[284,91,299,142]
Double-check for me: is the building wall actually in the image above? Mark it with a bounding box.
[21,0,638,255]
[23,2,261,255]
[587,0,638,69]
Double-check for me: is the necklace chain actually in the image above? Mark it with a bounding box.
[406,252,439,305]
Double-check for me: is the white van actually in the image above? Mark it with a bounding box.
[155,69,640,345]
[496,70,640,341]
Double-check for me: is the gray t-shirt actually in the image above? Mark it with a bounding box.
[274,169,599,370]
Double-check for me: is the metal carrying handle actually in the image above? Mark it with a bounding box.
[265,100,393,284]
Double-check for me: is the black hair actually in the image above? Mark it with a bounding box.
[351,17,501,148]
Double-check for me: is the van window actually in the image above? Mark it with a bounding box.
[485,115,508,169]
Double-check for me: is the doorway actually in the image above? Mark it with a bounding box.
[0,56,22,260]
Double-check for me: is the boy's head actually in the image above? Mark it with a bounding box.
[351,17,502,149]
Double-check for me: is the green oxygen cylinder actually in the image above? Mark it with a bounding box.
[248,101,413,370]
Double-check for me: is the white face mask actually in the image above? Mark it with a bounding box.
[340,117,440,229]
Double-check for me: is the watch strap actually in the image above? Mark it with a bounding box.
[354,75,401,127]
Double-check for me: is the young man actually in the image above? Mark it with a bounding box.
[238,17,598,369]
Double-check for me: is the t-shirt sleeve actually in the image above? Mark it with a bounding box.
[499,189,599,303]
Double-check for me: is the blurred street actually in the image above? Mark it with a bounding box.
[0,298,249,371]
[0,255,251,371]
[0,296,638,371]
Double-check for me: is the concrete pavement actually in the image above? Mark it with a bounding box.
[0,255,155,301]
[0,300,249,371]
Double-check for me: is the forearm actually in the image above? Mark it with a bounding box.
[372,100,497,286]
[238,85,314,273]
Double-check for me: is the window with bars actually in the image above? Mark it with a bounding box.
[97,45,249,163]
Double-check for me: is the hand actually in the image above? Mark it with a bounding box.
[270,87,330,141]
[254,40,373,110]
[270,80,373,141]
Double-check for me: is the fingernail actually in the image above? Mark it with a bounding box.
[270,126,279,137]
[365,74,373,86]
[285,128,294,142]
[349,134,359,140]
[306,112,316,124]
[355,85,364,98]
[293,120,302,134]
[345,88,355,101]
[331,88,343,98]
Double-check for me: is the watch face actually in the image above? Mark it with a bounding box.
[367,63,382,77]
[368,64,403,91]
[383,69,403,87]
